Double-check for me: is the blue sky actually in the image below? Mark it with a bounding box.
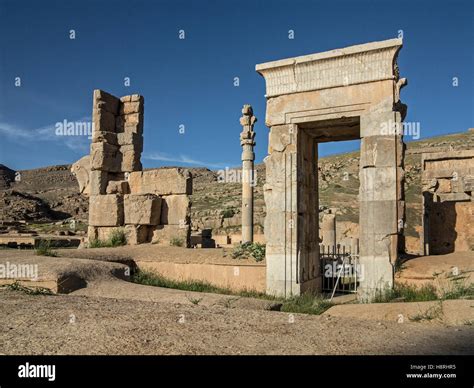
[0,0,472,170]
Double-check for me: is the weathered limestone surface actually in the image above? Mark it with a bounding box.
[297,128,320,291]
[90,142,121,172]
[94,90,120,114]
[124,194,161,225]
[106,180,129,195]
[87,226,98,241]
[120,144,142,172]
[160,195,190,225]
[257,39,406,299]
[421,150,474,254]
[88,194,124,226]
[151,225,190,247]
[94,226,123,242]
[128,168,192,195]
[92,130,118,145]
[89,170,108,196]
[358,107,405,297]
[71,155,91,195]
[125,224,150,245]
[93,108,116,133]
[321,212,336,249]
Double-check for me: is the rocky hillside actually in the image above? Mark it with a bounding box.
[1,130,472,249]
[0,165,88,222]
[189,130,473,251]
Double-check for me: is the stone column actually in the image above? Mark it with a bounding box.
[321,211,336,251]
[240,105,256,244]
[358,105,406,300]
[265,124,320,297]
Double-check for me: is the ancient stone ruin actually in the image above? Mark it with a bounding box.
[71,155,91,195]
[256,39,407,298]
[422,150,474,254]
[87,90,192,247]
[240,104,257,243]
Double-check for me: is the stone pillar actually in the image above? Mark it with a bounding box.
[240,105,256,244]
[358,106,406,300]
[321,211,336,251]
[88,90,145,242]
[351,237,359,255]
[265,124,320,297]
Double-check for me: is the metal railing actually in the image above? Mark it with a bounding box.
[320,244,360,297]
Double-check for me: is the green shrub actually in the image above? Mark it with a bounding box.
[3,281,53,295]
[133,270,227,293]
[170,237,184,247]
[109,228,127,247]
[221,208,235,219]
[373,283,439,303]
[281,293,333,315]
[443,280,474,300]
[35,240,58,257]
[88,228,126,248]
[88,239,107,248]
[409,302,443,322]
[232,242,265,262]
[132,271,332,315]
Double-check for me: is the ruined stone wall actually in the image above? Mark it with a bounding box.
[87,90,192,247]
[422,150,474,254]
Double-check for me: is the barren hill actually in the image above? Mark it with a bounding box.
[1,130,472,251]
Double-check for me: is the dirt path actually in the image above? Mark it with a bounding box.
[0,289,472,355]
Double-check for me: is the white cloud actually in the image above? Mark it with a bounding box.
[0,121,232,167]
[143,152,230,169]
[0,117,91,153]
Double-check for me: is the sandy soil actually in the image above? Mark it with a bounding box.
[58,244,261,265]
[396,251,474,292]
[0,289,472,355]
[398,251,474,280]
[0,248,472,355]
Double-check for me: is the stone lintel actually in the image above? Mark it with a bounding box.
[256,38,402,98]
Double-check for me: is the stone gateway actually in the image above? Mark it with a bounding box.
[256,39,407,299]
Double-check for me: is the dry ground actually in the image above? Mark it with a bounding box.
[0,247,472,355]
[397,251,474,286]
[0,289,473,355]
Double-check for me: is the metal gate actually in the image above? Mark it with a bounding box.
[320,244,360,296]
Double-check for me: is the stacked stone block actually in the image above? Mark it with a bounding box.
[128,169,192,247]
[87,90,192,247]
[359,108,406,276]
[421,150,474,254]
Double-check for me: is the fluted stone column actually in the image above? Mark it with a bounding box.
[240,105,256,244]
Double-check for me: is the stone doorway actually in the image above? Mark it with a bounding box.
[298,117,360,293]
[256,39,407,299]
